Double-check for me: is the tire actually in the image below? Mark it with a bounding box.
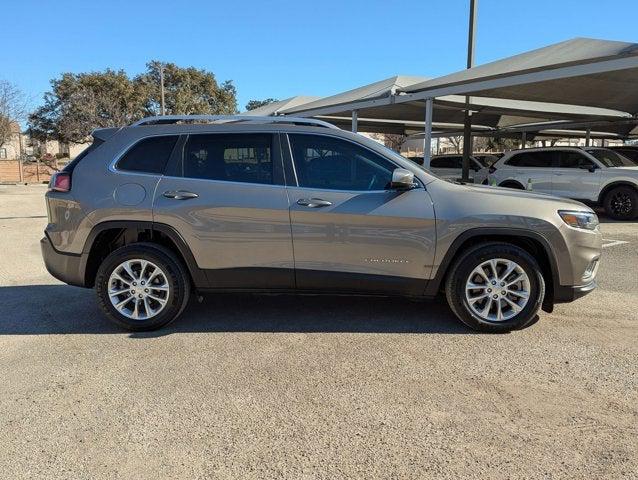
[499,181,525,190]
[603,186,638,220]
[95,243,191,331]
[445,242,545,333]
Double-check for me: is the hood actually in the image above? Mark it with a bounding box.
[462,183,591,209]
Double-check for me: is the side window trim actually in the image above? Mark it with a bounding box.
[282,132,413,192]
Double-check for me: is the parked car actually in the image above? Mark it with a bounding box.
[475,147,638,220]
[608,145,638,165]
[427,154,485,182]
[41,116,601,333]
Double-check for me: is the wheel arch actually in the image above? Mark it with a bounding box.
[425,228,559,312]
[80,221,207,288]
[499,179,525,190]
[598,180,638,204]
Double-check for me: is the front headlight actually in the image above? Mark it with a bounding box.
[558,210,599,230]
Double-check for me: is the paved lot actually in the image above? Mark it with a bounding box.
[0,184,636,479]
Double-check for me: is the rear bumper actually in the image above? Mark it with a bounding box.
[40,234,87,288]
[554,280,597,303]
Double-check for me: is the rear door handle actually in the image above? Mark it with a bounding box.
[163,190,199,200]
[296,198,332,208]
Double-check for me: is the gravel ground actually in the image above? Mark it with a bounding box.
[0,184,636,479]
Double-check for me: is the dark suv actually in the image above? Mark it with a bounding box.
[42,116,602,332]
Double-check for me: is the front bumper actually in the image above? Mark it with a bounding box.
[554,280,597,303]
[40,234,87,287]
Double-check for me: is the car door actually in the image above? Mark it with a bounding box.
[283,132,436,295]
[153,131,295,289]
[551,150,601,201]
[501,151,553,192]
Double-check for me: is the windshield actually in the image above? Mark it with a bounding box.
[585,149,635,167]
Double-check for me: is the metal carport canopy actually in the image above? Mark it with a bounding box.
[281,75,630,130]
[398,38,638,113]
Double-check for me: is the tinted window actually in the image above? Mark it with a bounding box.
[557,151,595,168]
[505,151,554,167]
[117,136,178,174]
[183,134,272,184]
[585,149,634,167]
[612,148,638,163]
[288,134,395,191]
[431,156,462,169]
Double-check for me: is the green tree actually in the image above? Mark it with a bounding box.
[135,61,237,116]
[245,98,279,111]
[28,62,238,143]
[28,69,146,143]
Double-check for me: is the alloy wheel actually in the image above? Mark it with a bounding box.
[610,191,633,216]
[107,259,170,320]
[465,258,531,322]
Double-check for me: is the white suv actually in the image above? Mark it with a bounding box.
[475,147,638,220]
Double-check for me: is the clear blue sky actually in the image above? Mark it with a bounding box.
[2,0,637,112]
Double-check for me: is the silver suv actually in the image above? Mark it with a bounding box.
[475,147,638,220]
[41,116,602,332]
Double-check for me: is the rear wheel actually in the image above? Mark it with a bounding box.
[445,243,545,332]
[603,186,638,220]
[96,243,191,331]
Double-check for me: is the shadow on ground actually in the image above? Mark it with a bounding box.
[0,284,478,336]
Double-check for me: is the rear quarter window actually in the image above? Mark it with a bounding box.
[117,136,179,174]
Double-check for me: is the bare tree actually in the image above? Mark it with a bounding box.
[0,80,27,148]
[383,134,408,153]
[446,136,463,153]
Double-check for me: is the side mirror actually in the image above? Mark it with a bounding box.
[579,165,597,173]
[391,168,416,190]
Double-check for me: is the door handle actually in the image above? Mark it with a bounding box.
[296,198,332,208]
[163,190,199,200]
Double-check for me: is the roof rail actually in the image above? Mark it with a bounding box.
[130,115,338,129]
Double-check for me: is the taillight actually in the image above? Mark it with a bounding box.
[49,172,71,192]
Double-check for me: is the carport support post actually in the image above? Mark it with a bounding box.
[423,98,434,169]
[585,129,591,146]
[461,109,472,182]
[461,0,477,183]
[351,110,358,133]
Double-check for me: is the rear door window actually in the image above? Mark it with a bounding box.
[182,133,273,184]
[505,151,555,168]
[117,136,179,174]
[557,151,596,168]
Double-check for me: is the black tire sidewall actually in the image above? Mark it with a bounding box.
[96,244,190,331]
[446,244,545,332]
[604,186,638,220]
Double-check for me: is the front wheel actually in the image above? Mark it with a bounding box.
[603,186,638,220]
[445,243,545,332]
[95,243,191,331]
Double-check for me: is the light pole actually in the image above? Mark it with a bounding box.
[461,0,477,183]
[160,64,166,116]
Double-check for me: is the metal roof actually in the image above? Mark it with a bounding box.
[400,37,638,113]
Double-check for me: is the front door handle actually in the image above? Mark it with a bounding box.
[296,198,332,208]
[163,190,199,200]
